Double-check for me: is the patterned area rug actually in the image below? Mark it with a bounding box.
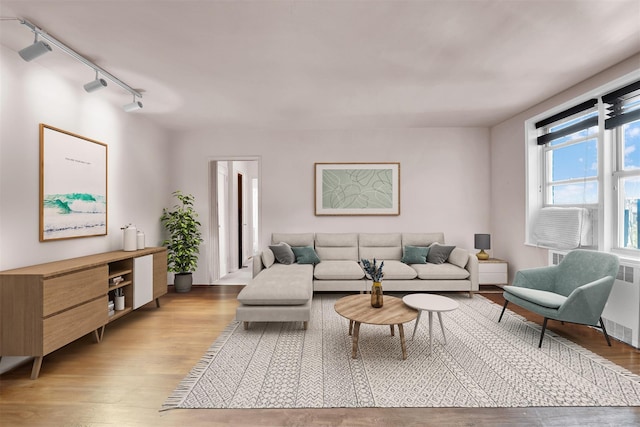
[163,293,640,409]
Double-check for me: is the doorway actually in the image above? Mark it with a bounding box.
[210,159,259,283]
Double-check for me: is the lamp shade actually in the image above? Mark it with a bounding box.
[19,40,52,61]
[474,234,491,250]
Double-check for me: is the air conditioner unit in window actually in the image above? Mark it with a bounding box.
[533,207,593,249]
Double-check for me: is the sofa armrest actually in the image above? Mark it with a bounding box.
[466,254,479,291]
[512,265,558,292]
[253,253,265,278]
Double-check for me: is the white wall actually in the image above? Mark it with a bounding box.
[490,53,640,281]
[0,44,171,271]
[171,127,491,284]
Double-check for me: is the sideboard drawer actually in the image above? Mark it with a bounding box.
[43,266,107,316]
[42,296,107,355]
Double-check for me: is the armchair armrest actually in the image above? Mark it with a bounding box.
[512,265,558,292]
[557,276,615,325]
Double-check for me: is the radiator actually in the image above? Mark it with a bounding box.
[534,207,593,249]
[549,250,639,348]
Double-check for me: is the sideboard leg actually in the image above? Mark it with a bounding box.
[30,357,43,380]
[93,326,105,343]
[155,297,161,308]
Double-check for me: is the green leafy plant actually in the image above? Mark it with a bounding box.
[160,191,203,273]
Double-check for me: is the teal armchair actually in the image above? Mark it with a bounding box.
[498,250,620,348]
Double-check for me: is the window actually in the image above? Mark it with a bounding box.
[526,77,640,256]
[614,117,640,250]
[605,80,640,251]
[535,100,599,207]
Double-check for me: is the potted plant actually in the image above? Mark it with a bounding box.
[361,258,384,308]
[160,191,203,292]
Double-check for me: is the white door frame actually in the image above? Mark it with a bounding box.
[208,156,260,283]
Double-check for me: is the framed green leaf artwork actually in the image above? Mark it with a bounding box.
[40,124,108,241]
[314,162,400,216]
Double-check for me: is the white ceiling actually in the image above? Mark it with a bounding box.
[1,1,639,131]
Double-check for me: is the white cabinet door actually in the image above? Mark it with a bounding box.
[133,255,153,309]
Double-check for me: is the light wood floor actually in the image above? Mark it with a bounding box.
[1,286,639,426]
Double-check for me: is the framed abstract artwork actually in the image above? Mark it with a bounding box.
[315,162,400,216]
[40,124,108,241]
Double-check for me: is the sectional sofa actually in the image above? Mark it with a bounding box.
[235,232,478,329]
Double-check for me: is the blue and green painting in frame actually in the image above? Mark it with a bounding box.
[40,124,107,241]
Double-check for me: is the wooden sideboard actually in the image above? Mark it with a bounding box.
[0,247,167,379]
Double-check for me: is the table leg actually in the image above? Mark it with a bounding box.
[352,322,360,359]
[390,325,395,336]
[437,312,447,345]
[398,324,407,360]
[412,310,422,340]
[428,311,433,354]
[349,320,354,336]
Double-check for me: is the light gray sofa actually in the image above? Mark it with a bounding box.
[235,232,478,329]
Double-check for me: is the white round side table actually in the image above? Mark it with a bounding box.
[402,294,459,353]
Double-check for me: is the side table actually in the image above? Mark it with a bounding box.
[478,258,508,291]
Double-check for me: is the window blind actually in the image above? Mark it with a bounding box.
[602,80,640,130]
[535,99,598,145]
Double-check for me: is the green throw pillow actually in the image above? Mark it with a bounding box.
[401,245,429,264]
[292,246,321,265]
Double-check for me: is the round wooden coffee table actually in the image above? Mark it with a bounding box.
[402,293,459,354]
[334,294,418,360]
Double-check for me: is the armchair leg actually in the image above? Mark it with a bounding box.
[599,317,612,347]
[539,318,548,348]
[498,300,508,322]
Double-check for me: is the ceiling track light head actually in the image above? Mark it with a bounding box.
[18,34,52,61]
[123,94,143,112]
[84,71,108,92]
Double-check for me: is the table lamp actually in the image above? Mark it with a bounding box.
[474,234,490,260]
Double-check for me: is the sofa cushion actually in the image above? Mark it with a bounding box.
[412,263,470,280]
[379,260,418,280]
[359,233,402,260]
[262,248,275,269]
[314,260,365,280]
[292,246,321,265]
[427,244,455,264]
[402,233,445,247]
[238,264,312,305]
[401,246,429,264]
[269,242,295,265]
[271,233,315,247]
[503,286,567,309]
[315,233,359,261]
[448,247,469,268]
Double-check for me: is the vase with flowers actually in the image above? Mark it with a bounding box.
[361,258,384,308]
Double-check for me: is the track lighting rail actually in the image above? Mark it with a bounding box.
[15,18,142,99]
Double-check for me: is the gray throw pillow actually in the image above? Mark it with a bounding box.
[268,242,295,265]
[292,246,321,264]
[401,245,429,264]
[427,244,455,264]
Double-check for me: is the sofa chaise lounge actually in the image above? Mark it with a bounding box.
[236,232,478,329]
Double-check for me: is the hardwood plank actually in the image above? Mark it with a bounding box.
[1,285,639,426]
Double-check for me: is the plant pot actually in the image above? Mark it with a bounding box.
[371,282,383,308]
[174,273,193,293]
